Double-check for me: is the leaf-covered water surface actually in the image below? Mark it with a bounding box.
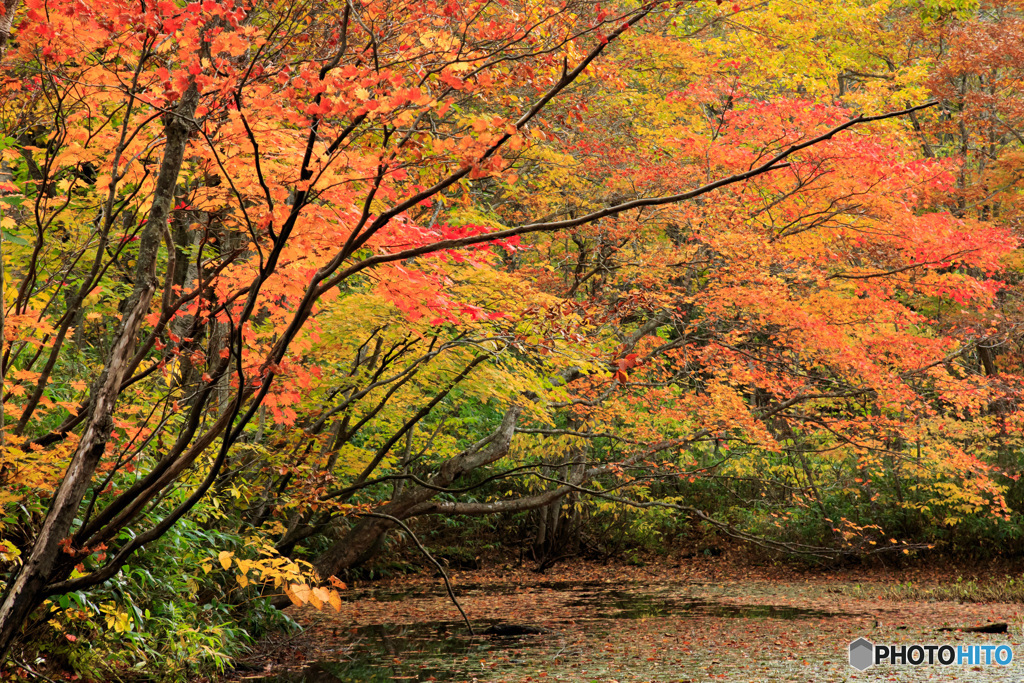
[236,566,1022,682]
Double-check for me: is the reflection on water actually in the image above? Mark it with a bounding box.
[567,589,844,620]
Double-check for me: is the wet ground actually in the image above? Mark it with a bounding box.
[230,570,1023,682]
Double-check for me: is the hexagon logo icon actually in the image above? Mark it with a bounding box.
[850,637,874,671]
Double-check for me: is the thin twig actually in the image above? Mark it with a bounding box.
[7,658,59,683]
[361,512,474,635]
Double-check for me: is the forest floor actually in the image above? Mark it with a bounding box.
[221,554,1024,682]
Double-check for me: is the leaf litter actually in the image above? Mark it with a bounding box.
[225,560,1023,682]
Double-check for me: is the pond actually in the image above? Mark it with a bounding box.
[244,575,1021,682]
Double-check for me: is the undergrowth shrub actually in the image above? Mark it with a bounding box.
[5,498,296,682]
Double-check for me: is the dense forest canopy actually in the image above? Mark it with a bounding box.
[0,0,1022,677]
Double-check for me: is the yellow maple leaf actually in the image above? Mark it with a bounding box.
[218,550,233,570]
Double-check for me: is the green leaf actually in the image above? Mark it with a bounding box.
[0,230,27,245]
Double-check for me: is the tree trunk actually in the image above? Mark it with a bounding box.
[0,0,19,59]
[0,85,198,660]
